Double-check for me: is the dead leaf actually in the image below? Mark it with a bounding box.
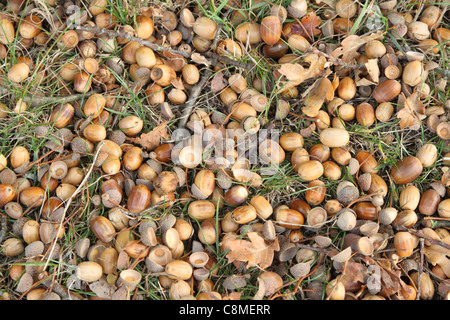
[128,121,170,151]
[291,11,322,40]
[224,292,243,300]
[253,277,266,300]
[396,92,426,130]
[211,72,228,93]
[355,59,380,86]
[331,31,384,63]
[225,232,280,270]
[191,53,211,66]
[89,277,116,299]
[171,77,185,90]
[276,54,327,93]
[302,77,333,117]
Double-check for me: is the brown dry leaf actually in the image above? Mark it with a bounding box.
[355,59,380,86]
[225,232,280,270]
[211,71,228,93]
[278,54,326,84]
[302,77,333,117]
[344,261,367,284]
[331,31,384,63]
[291,11,322,40]
[191,52,211,66]
[171,77,185,90]
[224,292,243,300]
[129,121,170,151]
[397,92,426,130]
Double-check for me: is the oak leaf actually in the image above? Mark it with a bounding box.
[191,52,211,66]
[291,11,322,40]
[210,71,228,93]
[225,232,280,270]
[331,31,384,63]
[397,92,425,130]
[128,121,170,151]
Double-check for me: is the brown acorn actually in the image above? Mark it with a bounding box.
[390,156,423,185]
[260,16,282,45]
[0,184,15,206]
[50,103,75,128]
[127,184,151,214]
[373,79,401,103]
[90,216,115,243]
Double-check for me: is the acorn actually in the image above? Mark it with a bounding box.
[193,17,218,41]
[0,19,15,45]
[0,184,15,206]
[182,64,200,85]
[335,0,358,18]
[420,5,440,27]
[355,151,378,173]
[235,22,262,44]
[297,160,323,181]
[126,184,151,214]
[50,103,75,128]
[280,132,304,152]
[337,77,356,101]
[291,147,310,171]
[260,16,282,45]
[418,189,440,216]
[20,187,45,207]
[134,15,154,39]
[150,65,176,87]
[19,14,43,39]
[76,261,103,282]
[368,173,388,197]
[259,139,285,165]
[122,146,144,171]
[3,238,24,257]
[399,185,420,211]
[433,27,450,43]
[90,215,115,243]
[287,34,310,52]
[191,170,215,200]
[305,180,326,206]
[165,260,193,280]
[217,38,242,58]
[336,209,357,231]
[438,199,450,218]
[309,144,330,163]
[250,196,273,220]
[394,231,415,258]
[8,63,30,83]
[416,143,437,167]
[407,21,430,41]
[322,161,341,180]
[83,124,107,142]
[275,208,304,230]
[375,102,394,122]
[74,72,92,93]
[402,60,425,87]
[135,46,156,69]
[224,185,248,207]
[372,79,401,103]
[390,156,423,185]
[188,200,215,221]
[355,103,375,127]
[319,128,350,148]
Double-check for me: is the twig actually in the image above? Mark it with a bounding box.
[75,25,254,70]
[0,215,7,244]
[178,69,212,128]
[42,142,104,272]
[417,238,425,300]
[0,87,98,106]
